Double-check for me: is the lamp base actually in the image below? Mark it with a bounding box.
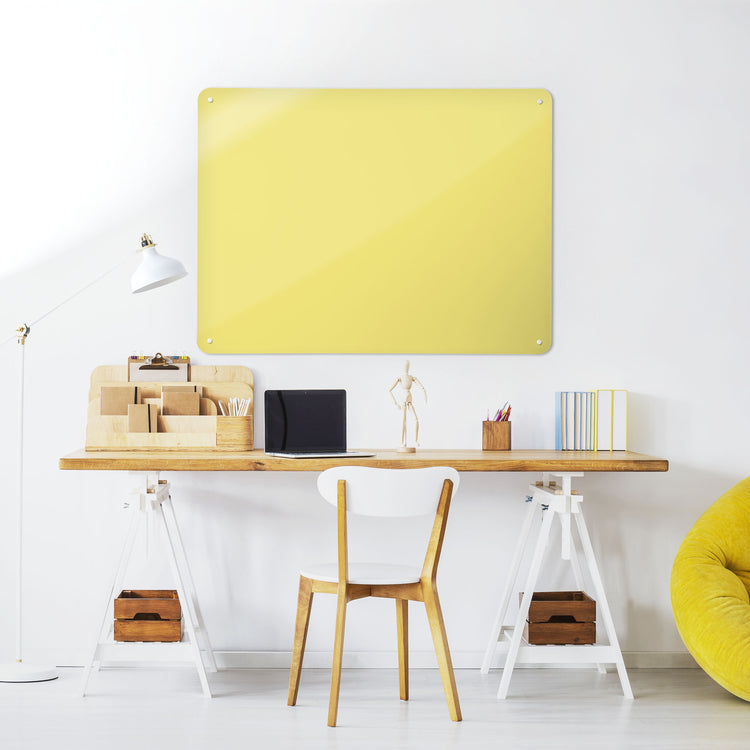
[0,662,58,683]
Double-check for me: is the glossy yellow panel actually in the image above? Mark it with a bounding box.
[197,89,552,353]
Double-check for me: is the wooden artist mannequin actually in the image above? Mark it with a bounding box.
[389,360,427,452]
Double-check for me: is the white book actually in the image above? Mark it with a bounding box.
[581,391,589,451]
[566,392,576,450]
[612,389,628,450]
[596,389,612,451]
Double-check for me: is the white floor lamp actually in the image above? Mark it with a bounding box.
[0,234,187,682]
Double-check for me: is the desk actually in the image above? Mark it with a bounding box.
[60,448,667,473]
[60,449,668,698]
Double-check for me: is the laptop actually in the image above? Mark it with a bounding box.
[264,389,375,458]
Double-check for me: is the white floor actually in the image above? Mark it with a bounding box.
[1,667,749,749]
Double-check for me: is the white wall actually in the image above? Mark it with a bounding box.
[1,0,749,667]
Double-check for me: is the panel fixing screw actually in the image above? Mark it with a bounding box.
[536,339,543,345]
[537,98,543,105]
[207,337,213,344]
[208,97,214,103]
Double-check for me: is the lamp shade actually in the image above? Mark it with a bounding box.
[131,236,187,293]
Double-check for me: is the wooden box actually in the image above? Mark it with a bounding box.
[482,420,511,450]
[86,365,254,451]
[521,591,596,645]
[114,590,181,642]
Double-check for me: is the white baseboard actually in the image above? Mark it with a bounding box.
[213,650,699,670]
[20,648,698,670]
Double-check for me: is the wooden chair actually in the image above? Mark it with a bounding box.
[287,466,462,727]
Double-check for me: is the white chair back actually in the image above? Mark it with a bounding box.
[317,466,459,517]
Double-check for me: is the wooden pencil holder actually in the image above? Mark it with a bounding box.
[482,420,511,451]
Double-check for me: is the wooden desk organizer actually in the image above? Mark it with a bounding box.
[85,365,253,451]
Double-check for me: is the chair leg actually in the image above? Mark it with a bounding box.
[423,585,462,721]
[328,585,348,727]
[288,576,314,706]
[396,599,409,701]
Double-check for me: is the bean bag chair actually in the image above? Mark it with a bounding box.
[671,476,750,700]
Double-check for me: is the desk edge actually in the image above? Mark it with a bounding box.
[59,450,669,473]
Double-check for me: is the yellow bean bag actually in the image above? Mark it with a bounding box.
[671,476,750,700]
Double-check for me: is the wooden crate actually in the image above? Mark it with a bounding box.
[521,591,596,645]
[114,590,181,642]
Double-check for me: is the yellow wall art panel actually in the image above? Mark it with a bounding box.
[197,88,552,353]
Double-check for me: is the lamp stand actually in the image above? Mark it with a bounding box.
[0,327,57,682]
[0,234,185,682]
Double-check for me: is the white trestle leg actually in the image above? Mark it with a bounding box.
[481,473,633,699]
[82,473,216,697]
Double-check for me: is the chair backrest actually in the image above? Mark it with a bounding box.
[317,466,460,517]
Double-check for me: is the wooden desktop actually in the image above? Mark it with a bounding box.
[60,448,668,473]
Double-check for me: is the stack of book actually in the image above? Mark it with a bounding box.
[555,390,627,451]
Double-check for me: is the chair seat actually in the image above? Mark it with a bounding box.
[300,562,422,585]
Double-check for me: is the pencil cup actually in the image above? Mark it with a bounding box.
[482,421,511,451]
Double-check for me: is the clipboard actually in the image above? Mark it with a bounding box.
[128,353,190,382]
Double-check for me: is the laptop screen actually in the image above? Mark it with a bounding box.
[264,390,347,453]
